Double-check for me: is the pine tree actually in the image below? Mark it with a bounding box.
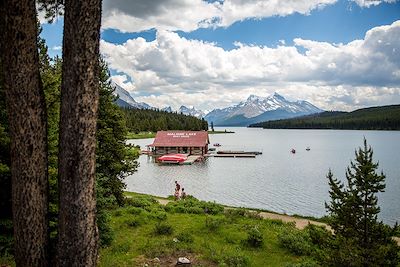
[325,138,399,266]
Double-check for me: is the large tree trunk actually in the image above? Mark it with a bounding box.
[57,0,102,266]
[0,0,49,266]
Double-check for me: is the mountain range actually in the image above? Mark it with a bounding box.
[112,82,323,126]
[204,93,323,126]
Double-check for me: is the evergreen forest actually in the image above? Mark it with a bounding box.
[122,108,208,133]
[250,105,400,130]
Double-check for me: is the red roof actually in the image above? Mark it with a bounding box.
[151,131,209,147]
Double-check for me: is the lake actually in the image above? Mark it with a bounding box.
[126,127,400,225]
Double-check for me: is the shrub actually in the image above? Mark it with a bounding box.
[221,251,250,267]
[113,209,123,217]
[176,232,194,243]
[126,206,143,215]
[149,210,167,221]
[154,222,173,235]
[97,210,114,247]
[201,201,224,215]
[284,259,320,267]
[245,226,263,248]
[205,216,225,231]
[186,206,204,214]
[126,218,142,228]
[278,228,312,256]
[111,242,131,254]
[125,195,157,209]
[305,224,332,247]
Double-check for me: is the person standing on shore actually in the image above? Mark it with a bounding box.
[174,181,181,200]
[181,188,187,200]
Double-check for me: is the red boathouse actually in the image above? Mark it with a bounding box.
[149,131,209,155]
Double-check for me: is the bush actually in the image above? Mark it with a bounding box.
[111,242,131,254]
[305,224,332,247]
[176,232,194,243]
[154,222,173,235]
[221,251,250,267]
[278,228,312,256]
[284,259,320,267]
[97,210,114,247]
[205,216,225,231]
[245,226,263,248]
[113,209,123,217]
[126,218,142,228]
[125,195,157,209]
[149,209,167,221]
[126,206,143,215]
[165,196,224,215]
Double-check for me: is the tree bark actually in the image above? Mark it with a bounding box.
[0,0,49,266]
[57,0,102,266]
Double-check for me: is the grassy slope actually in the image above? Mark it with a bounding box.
[99,193,310,266]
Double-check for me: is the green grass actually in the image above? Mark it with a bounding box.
[99,193,313,266]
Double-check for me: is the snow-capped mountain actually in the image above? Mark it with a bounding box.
[178,105,206,118]
[161,106,173,113]
[205,93,323,126]
[112,82,152,109]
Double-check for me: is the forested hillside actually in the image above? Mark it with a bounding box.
[121,108,209,133]
[249,105,400,130]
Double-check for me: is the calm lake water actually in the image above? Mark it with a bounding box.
[126,127,400,225]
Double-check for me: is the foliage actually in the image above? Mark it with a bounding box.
[205,216,225,231]
[250,105,400,130]
[153,222,174,235]
[165,196,224,215]
[245,225,263,248]
[97,192,311,266]
[278,227,312,256]
[121,107,208,133]
[96,59,139,207]
[324,139,399,266]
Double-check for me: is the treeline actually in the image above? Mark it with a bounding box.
[249,105,400,130]
[121,108,209,133]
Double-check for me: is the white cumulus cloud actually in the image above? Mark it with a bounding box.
[102,0,338,33]
[101,21,400,111]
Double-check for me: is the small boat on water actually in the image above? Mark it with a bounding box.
[291,148,296,154]
[306,147,311,151]
[158,154,187,164]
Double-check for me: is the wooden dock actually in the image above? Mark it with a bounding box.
[182,155,203,165]
[208,154,256,158]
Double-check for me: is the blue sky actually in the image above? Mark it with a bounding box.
[41,0,400,111]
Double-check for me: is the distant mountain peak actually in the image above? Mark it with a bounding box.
[247,94,262,102]
[162,106,173,113]
[111,80,153,110]
[205,92,323,126]
[179,105,205,118]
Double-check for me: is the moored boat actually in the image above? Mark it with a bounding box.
[158,154,187,164]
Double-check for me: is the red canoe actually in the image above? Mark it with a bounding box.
[158,154,187,164]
